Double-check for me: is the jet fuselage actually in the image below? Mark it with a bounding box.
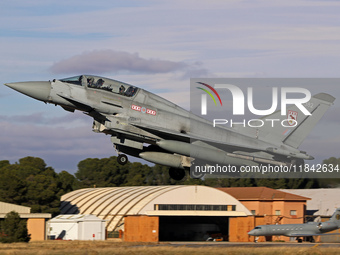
[5,75,335,179]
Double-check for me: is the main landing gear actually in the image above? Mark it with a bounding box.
[296,238,303,243]
[117,154,128,165]
[306,236,315,243]
[169,168,186,181]
[296,237,315,243]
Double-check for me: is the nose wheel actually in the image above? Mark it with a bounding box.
[117,154,128,165]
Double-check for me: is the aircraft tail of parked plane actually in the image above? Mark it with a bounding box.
[234,93,335,149]
[329,208,340,227]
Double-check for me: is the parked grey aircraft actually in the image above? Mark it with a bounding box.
[248,208,340,243]
[4,75,335,180]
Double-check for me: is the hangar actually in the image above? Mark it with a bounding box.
[60,185,252,241]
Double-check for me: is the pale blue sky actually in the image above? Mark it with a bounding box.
[1,0,340,173]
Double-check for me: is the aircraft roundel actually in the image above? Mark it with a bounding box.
[131,104,156,116]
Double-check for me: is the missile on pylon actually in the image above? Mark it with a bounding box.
[156,140,258,167]
[139,151,191,169]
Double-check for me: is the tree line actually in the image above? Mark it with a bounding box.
[0,156,339,216]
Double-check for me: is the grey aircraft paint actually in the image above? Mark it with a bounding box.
[248,208,340,242]
[4,75,336,180]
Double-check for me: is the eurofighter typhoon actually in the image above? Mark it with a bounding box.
[5,75,335,180]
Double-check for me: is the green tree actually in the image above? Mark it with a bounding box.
[24,173,60,215]
[316,157,340,188]
[0,160,10,169]
[15,157,46,179]
[0,166,27,204]
[0,211,30,243]
[0,157,63,216]
[58,171,79,194]
[75,158,104,187]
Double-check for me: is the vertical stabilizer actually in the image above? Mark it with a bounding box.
[234,93,335,148]
[282,93,335,148]
[329,208,340,227]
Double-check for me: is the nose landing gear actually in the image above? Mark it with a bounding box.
[117,154,128,165]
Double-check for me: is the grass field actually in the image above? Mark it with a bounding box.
[0,241,339,255]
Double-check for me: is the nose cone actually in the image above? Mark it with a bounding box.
[5,81,51,102]
[248,229,255,236]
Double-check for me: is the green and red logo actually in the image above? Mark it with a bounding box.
[196,82,223,115]
[196,82,223,106]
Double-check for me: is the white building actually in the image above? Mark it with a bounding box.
[48,214,106,240]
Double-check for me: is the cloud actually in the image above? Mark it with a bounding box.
[0,119,114,173]
[50,50,189,75]
[3,0,340,173]
[0,111,89,127]
[49,50,211,81]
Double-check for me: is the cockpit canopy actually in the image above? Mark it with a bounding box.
[59,75,139,97]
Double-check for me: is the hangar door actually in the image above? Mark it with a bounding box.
[159,216,229,241]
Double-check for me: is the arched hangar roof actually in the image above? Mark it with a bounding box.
[61,185,251,231]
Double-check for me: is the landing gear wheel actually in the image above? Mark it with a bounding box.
[306,236,315,243]
[297,238,303,243]
[169,168,185,181]
[117,154,128,165]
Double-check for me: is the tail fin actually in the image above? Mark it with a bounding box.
[282,93,335,148]
[234,93,335,148]
[329,208,340,227]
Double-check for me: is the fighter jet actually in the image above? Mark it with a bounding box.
[4,75,335,180]
[248,208,340,243]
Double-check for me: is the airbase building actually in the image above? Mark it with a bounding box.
[0,201,51,241]
[59,186,311,242]
[3,186,338,242]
